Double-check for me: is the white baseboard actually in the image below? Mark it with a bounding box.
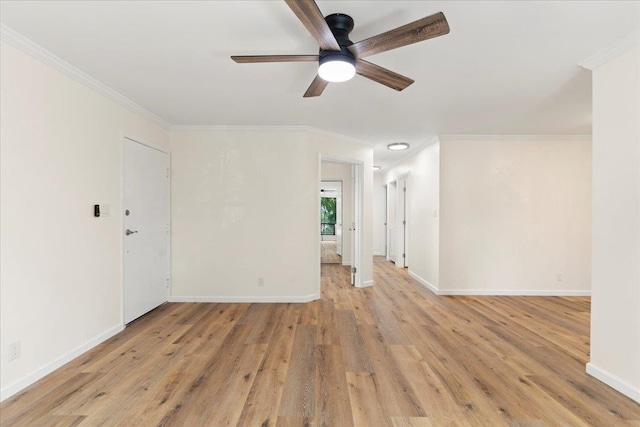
[586,362,640,403]
[359,280,374,288]
[168,294,320,303]
[0,324,124,402]
[437,289,591,296]
[372,252,385,256]
[408,270,439,294]
[404,271,590,297]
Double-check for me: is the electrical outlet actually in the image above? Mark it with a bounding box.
[257,277,264,287]
[556,273,563,282]
[9,341,20,362]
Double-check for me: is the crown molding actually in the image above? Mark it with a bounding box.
[579,29,640,70]
[306,126,374,147]
[438,134,591,142]
[1,23,171,130]
[171,125,308,132]
[171,125,375,147]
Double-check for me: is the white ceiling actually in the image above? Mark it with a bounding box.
[1,1,638,169]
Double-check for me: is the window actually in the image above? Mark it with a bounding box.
[321,197,337,235]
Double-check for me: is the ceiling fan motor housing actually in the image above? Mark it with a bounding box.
[319,13,356,66]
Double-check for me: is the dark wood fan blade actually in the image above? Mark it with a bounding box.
[348,12,449,58]
[285,0,341,51]
[355,60,414,91]
[303,75,329,97]
[231,55,319,63]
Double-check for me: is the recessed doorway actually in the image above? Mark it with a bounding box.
[321,158,362,287]
[321,180,342,264]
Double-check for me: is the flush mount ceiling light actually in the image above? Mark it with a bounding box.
[373,166,381,171]
[387,142,410,151]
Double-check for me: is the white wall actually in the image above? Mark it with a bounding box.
[170,128,374,301]
[439,136,592,295]
[0,41,170,398]
[380,136,591,295]
[372,173,386,256]
[321,162,352,264]
[383,141,440,290]
[588,45,640,403]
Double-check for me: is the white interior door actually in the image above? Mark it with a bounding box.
[383,184,388,257]
[350,165,359,285]
[396,177,407,268]
[123,138,170,324]
[335,191,342,255]
[403,177,409,267]
[387,181,397,261]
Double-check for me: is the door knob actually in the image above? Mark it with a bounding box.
[125,229,138,236]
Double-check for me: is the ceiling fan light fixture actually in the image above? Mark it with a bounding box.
[318,54,356,82]
[387,142,410,151]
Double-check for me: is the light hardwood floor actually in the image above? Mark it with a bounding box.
[321,241,341,264]
[2,257,639,426]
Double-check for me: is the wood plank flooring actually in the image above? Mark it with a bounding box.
[321,241,341,264]
[2,257,639,426]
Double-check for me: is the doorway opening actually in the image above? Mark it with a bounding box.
[321,158,363,287]
[321,180,342,264]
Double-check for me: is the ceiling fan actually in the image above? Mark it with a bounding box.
[231,0,450,97]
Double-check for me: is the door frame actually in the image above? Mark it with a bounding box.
[383,184,388,258]
[395,172,410,268]
[386,180,397,262]
[320,156,363,288]
[385,173,410,268]
[121,135,171,325]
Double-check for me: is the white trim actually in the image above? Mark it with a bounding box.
[317,154,323,295]
[168,294,320,303]
[579,30,640,71]
[171,125,375,147]
[0,23,171,130]
[360,280,374,288]
[439,134,592,142]
[124,135,170,155]
[308,127,373,147]
[171,125,309,132]
[0,324,123,402]
[437,289,591,296]
[405,270,591,296]
[322,155,364,167]
[408,270,439,294]
[586,363,640,403]
[372,252,385,256]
